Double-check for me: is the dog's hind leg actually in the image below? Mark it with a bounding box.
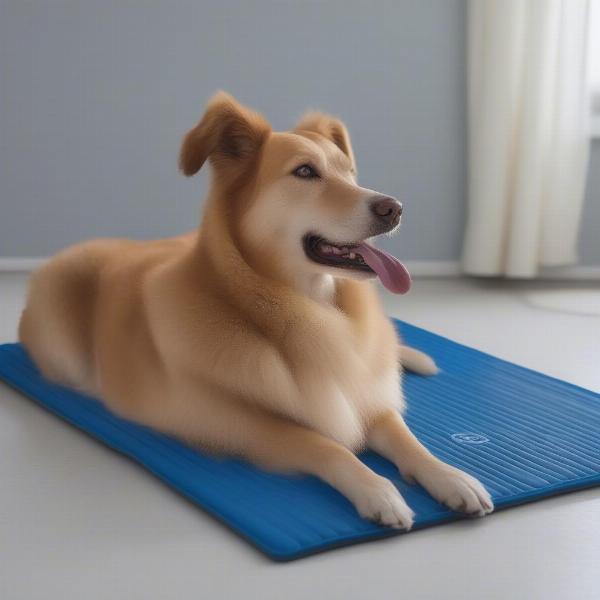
[399,345,439,376]
[18,244,103,394]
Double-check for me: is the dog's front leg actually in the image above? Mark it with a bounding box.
[367,410,493,516]
[233,411,415,530]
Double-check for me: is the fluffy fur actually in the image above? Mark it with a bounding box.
[19,93,493,528]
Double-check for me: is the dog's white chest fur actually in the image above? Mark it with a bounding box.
[290,364,404,450]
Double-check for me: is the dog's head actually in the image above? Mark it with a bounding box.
[180,92,410,294]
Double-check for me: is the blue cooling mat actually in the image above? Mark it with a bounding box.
[1,320,599,561]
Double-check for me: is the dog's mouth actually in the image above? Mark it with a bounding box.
[302,234,412,294]
[303,235,373,273]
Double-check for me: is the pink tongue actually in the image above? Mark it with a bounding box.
[355,242,411,294]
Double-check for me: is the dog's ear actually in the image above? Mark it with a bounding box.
[179,92,271,177]
[294,112,355,171]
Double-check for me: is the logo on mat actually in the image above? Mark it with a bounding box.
[451,432,489,445]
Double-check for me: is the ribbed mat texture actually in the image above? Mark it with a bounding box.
[1,320,599,560]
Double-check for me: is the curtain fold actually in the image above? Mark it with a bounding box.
[463,0,591,277]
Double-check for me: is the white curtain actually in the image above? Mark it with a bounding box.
[463,0,591,277]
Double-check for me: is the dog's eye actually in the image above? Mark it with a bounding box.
[292,164,320,179]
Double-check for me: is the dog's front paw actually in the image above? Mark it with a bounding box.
[415,462,493,516]
[353,476,415,530]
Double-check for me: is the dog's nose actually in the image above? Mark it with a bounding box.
[370,196,403,226]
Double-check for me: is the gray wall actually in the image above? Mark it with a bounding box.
[0,0,597,264]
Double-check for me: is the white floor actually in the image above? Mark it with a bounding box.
[1,273,599,600]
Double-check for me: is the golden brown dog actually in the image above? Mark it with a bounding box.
[19,93,493,528]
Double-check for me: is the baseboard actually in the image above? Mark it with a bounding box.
[1,257,599,280]
[0,257,47,272]
[537,265,600,280]
[402,260,463,277]
[403,261,600,280]
[0,257,464,276]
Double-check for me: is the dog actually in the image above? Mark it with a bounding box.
[19,92,493,528]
